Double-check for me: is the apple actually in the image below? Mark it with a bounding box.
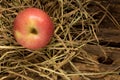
[13,8,54,50]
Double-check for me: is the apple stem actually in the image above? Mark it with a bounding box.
[30,27,38,34]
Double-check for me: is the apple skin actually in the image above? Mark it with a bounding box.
[13,8,54,50]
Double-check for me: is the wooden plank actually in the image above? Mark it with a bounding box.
[83,44,120,65]
[71,44,120,80]
[97,28,120,43]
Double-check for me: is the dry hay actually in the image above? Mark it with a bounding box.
[0,0,120,80]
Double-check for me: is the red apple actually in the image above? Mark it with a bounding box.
[13,8,54,50]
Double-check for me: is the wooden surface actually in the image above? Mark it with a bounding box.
[97,29,120,42]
